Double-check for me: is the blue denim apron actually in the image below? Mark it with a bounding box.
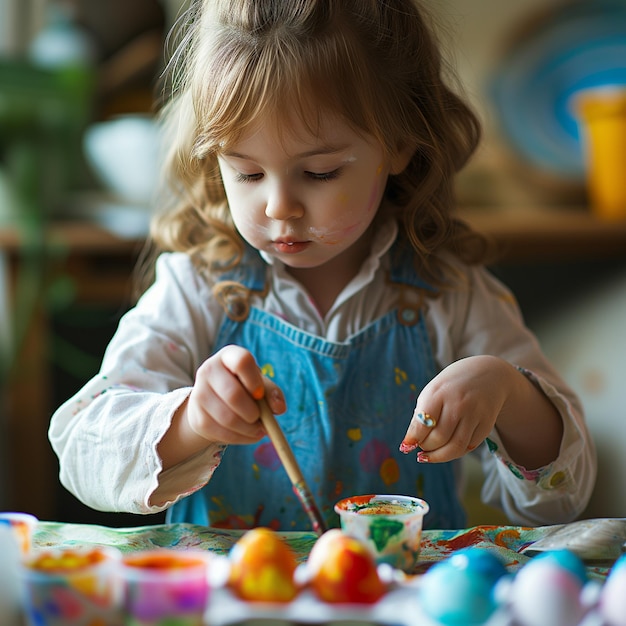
[168,241,466,530]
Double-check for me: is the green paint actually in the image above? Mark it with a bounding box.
[368,518,404,552]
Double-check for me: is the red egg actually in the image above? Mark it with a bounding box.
[228,527,299,602]
[306,529,386,604]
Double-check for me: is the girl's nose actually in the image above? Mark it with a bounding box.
[265,183,304,220]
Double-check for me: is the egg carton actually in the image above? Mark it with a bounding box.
[204,548,625,626]
[204,580,609,626]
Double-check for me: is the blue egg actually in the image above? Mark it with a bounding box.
[419,548,508,625]
[531,550,587,586]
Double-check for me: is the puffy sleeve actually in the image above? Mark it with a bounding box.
[48,253,226,515]
[426,262,597,525]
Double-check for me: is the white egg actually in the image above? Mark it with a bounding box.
[601,555,626,626]
[509,560,586,626]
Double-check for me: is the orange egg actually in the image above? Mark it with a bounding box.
[307,529,386,604]
[228,527,299,602]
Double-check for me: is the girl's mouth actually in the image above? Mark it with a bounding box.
[272,239,311,254]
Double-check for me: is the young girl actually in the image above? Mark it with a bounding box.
[50,0,596,531]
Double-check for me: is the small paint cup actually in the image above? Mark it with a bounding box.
[21,545,123,626]
[0,523,24,626]
[120,550,211,626]
[334,494,429,573]
[572,87,626,221]
[0,511,38,555]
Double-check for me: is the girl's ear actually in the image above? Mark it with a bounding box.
[390,143,415,175]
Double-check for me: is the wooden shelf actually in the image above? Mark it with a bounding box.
[0,220,146,254]
[458,205,626,262]
[4,205,626,263]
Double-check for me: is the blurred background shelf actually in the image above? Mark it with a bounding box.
[458,205,626,261]
[4,204,626,259]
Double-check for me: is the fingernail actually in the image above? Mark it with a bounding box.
[399,439,420,454]
[270,388,285,410]
[417,452,429,463]
[252,385,265,400]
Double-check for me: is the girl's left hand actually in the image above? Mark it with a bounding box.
[400,355,516,464]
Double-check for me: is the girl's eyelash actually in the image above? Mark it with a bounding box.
[307,168,341,182]
[234,172,263,183]
[233,168,342,183]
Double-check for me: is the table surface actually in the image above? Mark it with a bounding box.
[32,521,611,578]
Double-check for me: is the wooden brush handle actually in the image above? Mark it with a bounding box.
[258,398,305,485]
[258,398,327,535]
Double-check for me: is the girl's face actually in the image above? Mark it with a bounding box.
[217,113,399,272]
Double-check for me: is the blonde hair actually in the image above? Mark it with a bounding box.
[146,0,491,291]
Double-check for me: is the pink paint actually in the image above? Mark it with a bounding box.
[359,439,390,473]
[121,551,210,624]
[253,441,282,470]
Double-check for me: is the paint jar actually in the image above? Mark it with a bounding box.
[0,523,25,626]
[334,494,429,573]
[21,545,123,626]
[120,550,211,626]
[0,511,38,555]
[572,87,626,221]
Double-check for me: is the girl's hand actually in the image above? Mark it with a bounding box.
[400,355,519,464]
[158,345,286,470]
[186,345,286,445]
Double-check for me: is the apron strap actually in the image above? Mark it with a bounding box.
[212,244,268,321]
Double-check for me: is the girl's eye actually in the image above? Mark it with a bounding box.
[307,168,341,182]
[234,172,263,183]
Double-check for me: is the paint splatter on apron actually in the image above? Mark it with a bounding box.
[168,241,466,530]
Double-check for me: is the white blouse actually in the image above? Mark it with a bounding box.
[49,221,596,527]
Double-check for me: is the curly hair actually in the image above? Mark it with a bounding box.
[144,0,492,293]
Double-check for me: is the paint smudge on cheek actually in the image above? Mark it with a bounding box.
[308,225,340,245]
[365,176,382,214]
[309,216,363,245]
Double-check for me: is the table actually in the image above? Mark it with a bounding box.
[26,521,617,626]
[31,521,612,578]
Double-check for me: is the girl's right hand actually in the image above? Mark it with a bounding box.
[186,345,286,445]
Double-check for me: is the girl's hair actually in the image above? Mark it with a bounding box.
[144,0,492,293]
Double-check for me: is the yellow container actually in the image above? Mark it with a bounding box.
[574,88,626,221]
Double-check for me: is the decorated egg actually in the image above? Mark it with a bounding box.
[306,529,387,604]
[228,527,299,602]
[418,547,508,625]
[508,550,588,626]
[600,553,626,626]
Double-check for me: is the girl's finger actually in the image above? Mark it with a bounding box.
[417,421,481,464]
[219,345,266,403]
[399,402,443,454]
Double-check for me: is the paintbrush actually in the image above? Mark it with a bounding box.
[258,397,327,535]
